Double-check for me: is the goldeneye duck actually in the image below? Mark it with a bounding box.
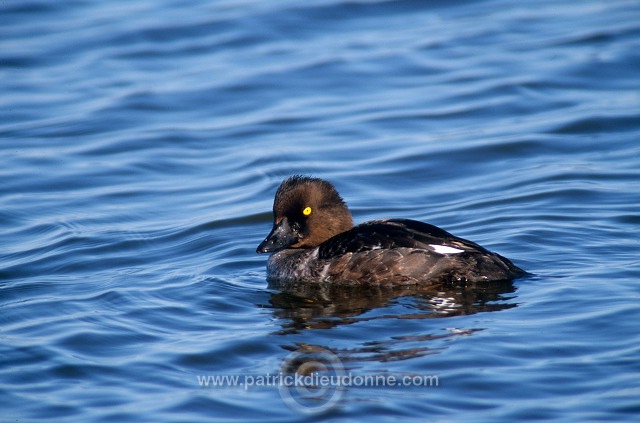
[257,176,526,285]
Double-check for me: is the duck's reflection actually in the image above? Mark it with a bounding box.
[267,279,517,335]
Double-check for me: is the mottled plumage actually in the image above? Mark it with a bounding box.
[257,176,526,286]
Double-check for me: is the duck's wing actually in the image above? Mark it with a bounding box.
[318,218,489,259]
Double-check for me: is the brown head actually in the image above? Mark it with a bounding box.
[256,176,354,253]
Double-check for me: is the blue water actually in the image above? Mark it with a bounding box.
[2,0,640,421]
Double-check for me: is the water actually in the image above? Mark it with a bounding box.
[2,0,639,421]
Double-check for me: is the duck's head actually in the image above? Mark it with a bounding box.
[257,176,354,253]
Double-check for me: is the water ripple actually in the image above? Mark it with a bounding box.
[2,0,639,421]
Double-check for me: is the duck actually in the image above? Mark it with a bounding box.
[257,176,526,286]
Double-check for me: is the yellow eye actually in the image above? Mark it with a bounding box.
[303,206,312,216]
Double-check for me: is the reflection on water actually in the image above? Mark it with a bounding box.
[268,280,517,335]
[267,280,516,367]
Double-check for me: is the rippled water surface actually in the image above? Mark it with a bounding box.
[2,0,640,421]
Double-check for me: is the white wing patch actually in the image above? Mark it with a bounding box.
[429,244,464,254]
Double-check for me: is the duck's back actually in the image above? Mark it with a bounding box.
[303,219,525,285]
